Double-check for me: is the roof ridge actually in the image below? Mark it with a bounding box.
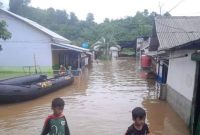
[156,16,200,19]
[154,15,200,50]
[0,8,71,43]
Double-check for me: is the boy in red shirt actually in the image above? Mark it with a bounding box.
[41,98,70,135]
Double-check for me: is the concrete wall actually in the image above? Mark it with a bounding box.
[167,50,196,125]
[167,85,192,125]
[0,11,53,72]
[167,50,196,101]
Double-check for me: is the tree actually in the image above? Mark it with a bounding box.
[7,1,155,46]
[86,13,94,23]
[0,21,11,40]
[163,12,171,17]
[0,2,3,8]
[9,0,30,14]
[91,35,118,60]
[104,18,110,23]
[55,9,68,24]
[46,8,56,25]
[149,12,159,17]
[0,21,12,51]
[69,12,78,24]
[143,9,149,17]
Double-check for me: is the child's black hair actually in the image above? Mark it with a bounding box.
[132,107,146,120]
[51,97,65,109]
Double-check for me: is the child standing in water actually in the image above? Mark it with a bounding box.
[41,98,70,135]
[125,107,150,135]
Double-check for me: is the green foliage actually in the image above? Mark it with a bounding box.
[91,36,118,60]
[99,55,110,60]
[163,12,172,17]
[0,21,11,40]
[0,2,3,7]
[69,12,79,25]
[94,10,154,42]
[9,0,30,14]
[120,48,135,56]
[0,20,11,51]
[9,1,154,46]
[86,13,95,23]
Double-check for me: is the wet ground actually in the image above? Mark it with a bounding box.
[0,58,189,135]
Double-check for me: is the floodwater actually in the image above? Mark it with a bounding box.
[0,58,189,135]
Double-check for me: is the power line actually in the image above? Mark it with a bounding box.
[155,20,195,40]
[168,0,186,13]
[155,20,186,31]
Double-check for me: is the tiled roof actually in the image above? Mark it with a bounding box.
[155,16,200,50]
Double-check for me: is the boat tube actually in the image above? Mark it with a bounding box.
[0,75,74,103]
[0,74,47,85]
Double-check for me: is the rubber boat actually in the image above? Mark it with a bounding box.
[0,74,47,85]
[0,75,74,103]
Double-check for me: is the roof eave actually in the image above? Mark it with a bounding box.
[52,43,91,54]
[52,37,71,44]
[0,9,71,43]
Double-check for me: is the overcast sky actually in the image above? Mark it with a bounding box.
[2,0,200,23]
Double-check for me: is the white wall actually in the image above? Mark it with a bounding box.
[85,57,89,66]
[0,11,52,67]
[111,51,118,58]
[167,50,196,101]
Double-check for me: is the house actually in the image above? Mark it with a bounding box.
[0,9,91,73]
[149,16,200,134]
[117,40,136,57]
[136,37,152,68]
[109,46,120,59]
[136,36,150,56]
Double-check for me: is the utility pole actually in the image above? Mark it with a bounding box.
[158,2,163,15]
[34,53,37,74]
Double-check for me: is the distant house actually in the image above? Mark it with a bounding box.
[149,16,200,134]
[109,46,120,59]
[0,9,91,73]
[117,40,136,57]
[136,36,150,56]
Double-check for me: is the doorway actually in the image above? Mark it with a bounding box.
[191,62,200,135]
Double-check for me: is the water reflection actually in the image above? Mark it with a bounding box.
[143,99,189,135]
[0,58,189,135]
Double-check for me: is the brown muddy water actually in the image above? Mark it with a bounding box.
[0,58,189,135]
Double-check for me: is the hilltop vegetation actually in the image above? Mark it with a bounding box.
[8,0,158,46]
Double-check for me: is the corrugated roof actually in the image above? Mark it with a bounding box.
[52,43,92,54]
[0,9,71,43]
[155,16,200,50]
[149,37,159,51]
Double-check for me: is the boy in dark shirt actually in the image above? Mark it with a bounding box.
[125,107,150,135]
[41,98,70,135]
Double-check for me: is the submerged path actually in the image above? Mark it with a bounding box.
[0,58,189,135]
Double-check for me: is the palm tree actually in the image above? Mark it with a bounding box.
[91,35,119,60]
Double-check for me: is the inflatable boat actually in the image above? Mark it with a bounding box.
[0,74,47,85]
[0,75,74,103]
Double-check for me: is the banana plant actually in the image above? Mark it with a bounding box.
[91,36,119,60]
